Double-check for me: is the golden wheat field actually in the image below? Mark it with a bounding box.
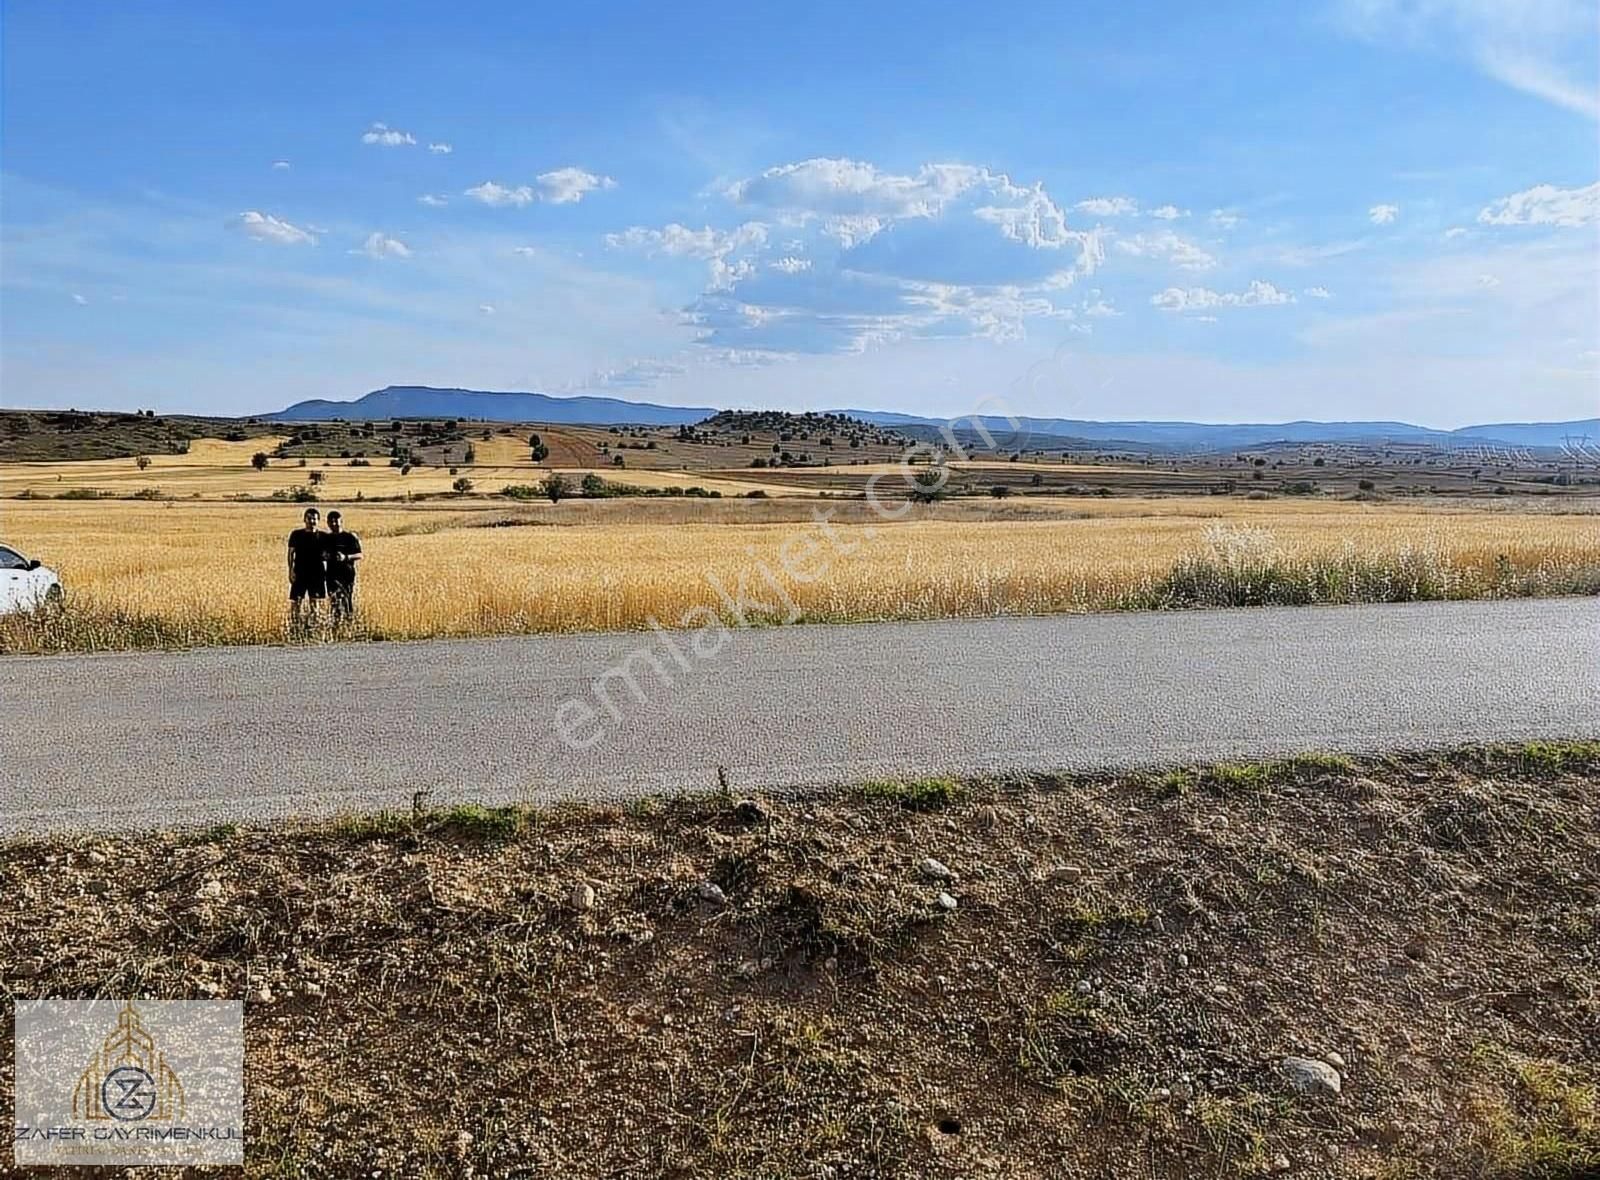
[3,494,1597,650]
[0,436,808,499]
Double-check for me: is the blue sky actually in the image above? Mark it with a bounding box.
[3,0,1596,426]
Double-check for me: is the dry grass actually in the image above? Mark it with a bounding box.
[2,496,1597,651]
[3,745,1596,1178]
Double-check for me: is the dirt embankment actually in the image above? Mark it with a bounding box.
[2,745,1596,1178]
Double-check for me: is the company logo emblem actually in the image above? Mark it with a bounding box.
[71,1001,185,1124]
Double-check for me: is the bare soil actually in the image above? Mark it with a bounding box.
[2,745,1596,1178]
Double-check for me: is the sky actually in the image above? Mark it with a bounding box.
[2,0,1597,427]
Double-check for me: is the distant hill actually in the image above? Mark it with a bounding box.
[269,385,714,426]
[263,386,1596,452]
[844,412,1600,452]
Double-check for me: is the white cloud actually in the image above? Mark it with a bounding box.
[271,160,291,171]
[1443,226,1470,239]
[418,194,449,207]
[478,303,496,315]
[361,122,416,147]
[581,357,689,388]
[770,256,811,273]
[820,215,887,247]
[1150,280,1295,312]
[512,245,538,257]
[1477,181,1599,227]
[234,210,317,245]
[728,158,984,220]
[464,170,617,207]
[1369,203,1400,224]
[1303,286,1332,298]
[1209,209,1242,230]
[606,221,769,259]
[606,221,769,288]
[1114,230,1217,270]
[536,167,617,204]
[428,142,453,154]
[464,180,536,207]
[1334,0,1599,119]
[1148,204,1188,220]
[1477,273,1502,288]
[1074,196,1139,217]
[357,232,411,260]
[72,293,88,305]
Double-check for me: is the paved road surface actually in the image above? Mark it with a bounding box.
[4,598,1596,835]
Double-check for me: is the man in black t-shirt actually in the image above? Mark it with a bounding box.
[286,507,326,627]
[323,510,363,625]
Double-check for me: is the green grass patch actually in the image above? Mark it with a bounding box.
[857,776,964,812]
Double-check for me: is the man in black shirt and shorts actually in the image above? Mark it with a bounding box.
[287,507,326,629]
[323,510,363,626]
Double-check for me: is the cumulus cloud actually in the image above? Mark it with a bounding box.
[1150,280,1295,312]
[271,160,291,171]
[72,293,88,305]
[361,122,415,147]
[606,221,769,288]
[234,210,317,245]
[356,232,411,260]
[1113,231,1217,270]
[1303,286,1332,298]
[1210,209,1242,230]
[464,180,536,207]
[536,167,617,204]
[1477,181,1599,227]
[1149,204,1188,220]
[1074,196,1139,217]
[464,171,617,207]
[478,304,495,315]
[512,245,538,257]
[611,157,1108,357]
[428,142,453,154]
[1369,203,1400,224]
[728,158,983,220]
[418,194,449,207]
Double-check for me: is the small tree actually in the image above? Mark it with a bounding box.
[541,473,570,503]
[908,467,947,504]
[251,452,269,471]
[307,470,325,486]
[989,483,1012,498]
[452,476,474,494]
[134,455,151,471]
[581,473,606,497]
[1030,472,1044,487]
[531,443,550,463]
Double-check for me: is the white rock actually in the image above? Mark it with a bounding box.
[921,858,954,881]
[570,882,596,911]
[1323,1050,1346,1071]
[697,881,728,906]
[936,892,958,911]
[1279,1055,1342,1098]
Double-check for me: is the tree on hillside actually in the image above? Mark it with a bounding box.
[251,452,270,471]
[134,455,151,470]
[541,473,570,503]
[452,476,474,494]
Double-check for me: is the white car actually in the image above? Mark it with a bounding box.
[0,543,62,614]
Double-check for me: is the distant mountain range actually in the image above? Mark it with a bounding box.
[267,385,1598,452]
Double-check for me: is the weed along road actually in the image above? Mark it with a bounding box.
[4,597,1597,835]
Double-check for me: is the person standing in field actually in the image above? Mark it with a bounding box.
[323,509,363,626]
[287,507,326,629]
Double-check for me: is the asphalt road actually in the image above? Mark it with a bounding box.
[4,598,1596,835]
